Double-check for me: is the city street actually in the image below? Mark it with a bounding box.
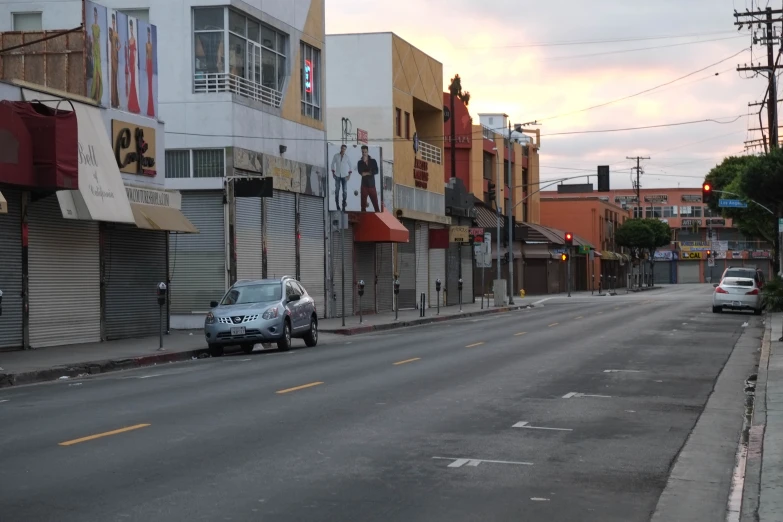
[0,285,756,521]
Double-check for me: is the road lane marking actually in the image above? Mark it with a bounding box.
[433,456,533,468]
[597,312,603,315]
[575,316,583,319]
[531,498,551,502]
[562,392,612,399]
[393,358,421,366]
[59,424,150,446]
[513,421,572,431]
[514,332,527,336]
[614,307,619,310]
[533,298,552,306]
[276,382,324,394]
[465,342,485,348]
[0,399,9,404]
[548,323,559,327]
[604,369,642,373]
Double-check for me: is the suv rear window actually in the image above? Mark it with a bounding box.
[724,278,754,287]
[724,269,756,279]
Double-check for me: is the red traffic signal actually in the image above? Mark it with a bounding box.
[702,183,712,203]
[564,232,573,246]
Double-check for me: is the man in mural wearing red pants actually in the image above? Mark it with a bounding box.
[357,145,380,212]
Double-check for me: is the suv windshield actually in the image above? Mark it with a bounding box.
[221,283,282,305]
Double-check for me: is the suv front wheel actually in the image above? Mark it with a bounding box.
[277,320,292,351]
[304,316,318,347]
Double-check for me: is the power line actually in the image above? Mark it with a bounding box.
[537,48,750,121]
[458,30,738,49]
[548,35,746,61]
[541,115,746,137]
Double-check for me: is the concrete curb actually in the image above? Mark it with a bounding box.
[321,304,535,335]
[739,317,770,521]
[0,348,210,389]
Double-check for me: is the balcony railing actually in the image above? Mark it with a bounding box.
[419,140,442,165]
[481,125,496,141]
[194,72,283,108]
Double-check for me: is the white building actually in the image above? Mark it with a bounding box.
[0,0,329,333]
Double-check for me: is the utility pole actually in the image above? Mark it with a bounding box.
[507,121,515,305]
[736,5,783,274]
[626,156,650,214]
[340,117,350,326]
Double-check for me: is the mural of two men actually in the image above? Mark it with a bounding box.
[329,144,381,213]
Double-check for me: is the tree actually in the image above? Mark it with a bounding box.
[448,74,470,106]
[644,218,672,282]
[615,219,655,261]
[705,155,775,244]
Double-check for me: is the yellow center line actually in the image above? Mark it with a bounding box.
[276,382,324,395]
[548,323,559,327]
[59,424,150,446]
[514,332,527,336]
[465,342,485,348]
[393,358,421,366]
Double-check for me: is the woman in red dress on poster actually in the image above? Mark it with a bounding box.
[127,18,141,114]
[145,26,155,117]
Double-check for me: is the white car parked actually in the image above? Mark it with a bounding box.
[712,276,762,315]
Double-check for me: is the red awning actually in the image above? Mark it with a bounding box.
[353,209,410,243]
[0,102,35,187]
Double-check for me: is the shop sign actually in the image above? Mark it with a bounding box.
[679,241,710,252]
[752,250,771,258]
[449,225,469,243]
[125,185,181,210]
[682,194,702,202]
[469,227,484,243]
[732,251,744,259]
[707,218,726,226]
[654,250,673,260]
[614,195,638,203]
[680,251,703,260]
[682,219,702,227]
[578,245,590,254]
[414,158,429,189]
[357,129,368,144]
[112,120,157,177]
[644,194,668,203]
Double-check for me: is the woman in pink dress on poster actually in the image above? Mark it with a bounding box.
[127,18,141,114]
[145,26,155,117]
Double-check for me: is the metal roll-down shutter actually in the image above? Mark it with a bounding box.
[170,191,226,313]
[354,242,376,313]
[28,195,100,347]
[428,225,445,308]
[398,220,416,308]
[332,225,353,316]
[104,226,167,340]
[266,190,296,279]
[415,222,429,307]
[299,195,325,317]
[236,197,263,280]
[0,189,23,348]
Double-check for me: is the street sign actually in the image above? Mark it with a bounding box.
[449,226,469,243]
[474,244,491,268]
[718,199,747,208]
[779,218,783,232]
[708,258,715,267]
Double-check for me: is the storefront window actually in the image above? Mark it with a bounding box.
[662,205,677,218]
[645,206,663,218]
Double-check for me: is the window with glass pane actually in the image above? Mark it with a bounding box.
[13,12,42,31]
[693,206,703,217]
[301,42,321,120]
[247,19,260,43]
[194,8,224,30]
[165,150,191,178]
[261,26,276,50]
[662,205,677,218]
[228,10,246,36]
[228,34,246,77]
[194,32,224,74]
[193,149,225,178]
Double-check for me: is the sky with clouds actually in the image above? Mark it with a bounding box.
[326,0,767,189]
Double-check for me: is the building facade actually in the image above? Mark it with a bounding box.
[543,185,774,284]
[540,197,632,290]
[326,32,446,315]
[0,0,331,328]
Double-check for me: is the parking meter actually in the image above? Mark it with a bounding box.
[458,278,464,312]
[357,280,365,323]
[435,279,441,315]
[393,279,400,320]
[156,283,167,349]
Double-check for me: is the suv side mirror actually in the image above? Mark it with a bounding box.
[288,294,301,303]
[210,300,219,308]
[713,283,719,288]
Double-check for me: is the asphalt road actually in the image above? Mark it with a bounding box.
[0,285,754,521]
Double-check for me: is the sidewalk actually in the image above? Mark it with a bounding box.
[755,312,783,521]
[0,290,603,389]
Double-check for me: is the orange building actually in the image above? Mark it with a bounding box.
[540,197,632,290]
[542,185,774,284]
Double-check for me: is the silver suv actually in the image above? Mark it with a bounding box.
[204,276,318,356]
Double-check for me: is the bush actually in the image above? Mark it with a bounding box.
[762,276,783,312]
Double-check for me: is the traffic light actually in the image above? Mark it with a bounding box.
[706,249,711,258]
[487,181,496,202]
[702,182,712,203]
[560,253,569,262]
[565,232,573,247]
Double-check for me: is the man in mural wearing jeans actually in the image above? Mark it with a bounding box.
[358,145,380,212]
[330,144,351,210]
